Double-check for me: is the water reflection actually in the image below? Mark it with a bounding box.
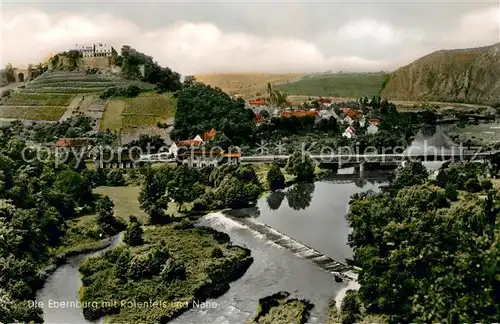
[421,124,437,137]
[266,191,286,210]
[285,183,315,210]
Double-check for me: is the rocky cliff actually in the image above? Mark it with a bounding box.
[381,43,500,104]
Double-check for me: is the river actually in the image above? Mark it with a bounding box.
[37,127,448,323]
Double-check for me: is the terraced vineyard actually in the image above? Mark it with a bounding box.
[22,71,154,94]
[100,93,177,131]
[0,71,155,121]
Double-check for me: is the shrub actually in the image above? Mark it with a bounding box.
[267,163,285,190]
[115,249,131,280]
[106,170,126,186]
[99,85,141,99]
[480,179,493,191]
[285,151,315,182]
[123,217,144,246]
[445,183,459,201]
[173,219,195,230]
[211,247,224,258]
[465,178,481,193]
[161,259,186,282]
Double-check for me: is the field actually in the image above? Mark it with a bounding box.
[0,105,67,120]
[23,72,155,94]
[0,71,155,121]
[100,93,177,131]
[55,186,148,255]
[276,72,387,98]
[100,100,125,131]
[194,73,303,98]
[452,123,500,146]
[93,186,148,223]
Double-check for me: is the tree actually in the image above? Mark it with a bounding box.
[166,166,204,212]
[106,170,126,186]
[123,216,143,246]
[285,151,315,182]
[347,183,500,323]
[115,249,131,280]
[171,83,255,144]
[96,196,124,235]
[267,163,285,190]
[389,161,429,191]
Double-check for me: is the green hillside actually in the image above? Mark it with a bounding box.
[276,72,387,98]
[0,71,156,121]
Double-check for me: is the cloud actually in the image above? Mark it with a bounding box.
[337,19,425,45]
[0,7,388,73]
[446,6,500,47]
[0,5,498,74]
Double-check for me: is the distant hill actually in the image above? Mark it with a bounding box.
[193,73,303,98]
[381,43,500,105]
[275,72,387,98]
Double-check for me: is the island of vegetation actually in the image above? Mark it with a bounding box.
[78,221,253,322]
[251,292,314,324]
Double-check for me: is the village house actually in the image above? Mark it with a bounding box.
[94,149,141,169]
[342,126,356,139]
[55,137,90,149]
[367,119,380,134]
[247,98,266,107]
[178,149,242,168]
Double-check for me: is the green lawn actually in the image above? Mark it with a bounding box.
[276,72,387,98]
[93,186,148,223]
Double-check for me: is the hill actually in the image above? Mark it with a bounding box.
[275,72,387,98]
[381,43,500,104]
[193,73,303,98]
[0,71,155,122]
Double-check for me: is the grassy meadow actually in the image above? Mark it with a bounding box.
[276,72,387,98]
[194,73,303,98]
[55,186,147,255]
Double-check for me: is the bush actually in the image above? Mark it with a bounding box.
[161,259,186,282]
[267,163,285,190]
[173,219,195,230]
[285,151,315,182]
[106,170,126,186]
[480,179,493,191]
[99,85,141,99]
[445,183,459,201]
[115,249,131,280]
[123,217,143,246]
[211,247,224,258]
[465,178,482,193]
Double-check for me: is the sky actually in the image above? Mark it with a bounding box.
[1,0,499,75]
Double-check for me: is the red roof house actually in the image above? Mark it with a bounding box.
[248,98,266,106]
[202,128,217,141]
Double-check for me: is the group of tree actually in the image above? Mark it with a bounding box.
[115,45,182,92]
[345,161,500,323]
[139,164,263,223]
[171,82,255,145]
[0,125,103,322]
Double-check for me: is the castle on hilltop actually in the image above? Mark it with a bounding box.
[74,43,117,59]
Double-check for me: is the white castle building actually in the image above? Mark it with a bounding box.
[74,43,117,58]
